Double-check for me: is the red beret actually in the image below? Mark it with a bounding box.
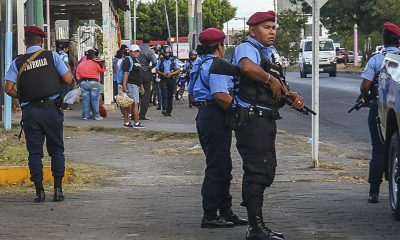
[383,22,400,37]
[199,28,226,46]
[246,11,276,26]
[24,25,46,38]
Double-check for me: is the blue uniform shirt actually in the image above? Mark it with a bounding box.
[156,57,179,74]
[5,46,70,105]
[184,59,197,71]
[232,36,273,109]
[361,46,400,81]
[59,50,69,66]
[188,54,233,101]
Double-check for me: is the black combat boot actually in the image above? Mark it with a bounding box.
[246,217,283,240]
[257,211,284,239]
[34,181,45,203]
[368,183,380,203]
[220,208,248,226]
[53,176,65,202]
[201,211,234,228]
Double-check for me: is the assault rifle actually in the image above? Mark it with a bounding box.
[347,91,375,113]
[209,58,316,116]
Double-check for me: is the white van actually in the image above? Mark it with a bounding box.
[298,38,337,78]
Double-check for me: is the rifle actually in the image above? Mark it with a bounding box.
[348,92,375,113]
[209,58,316,116]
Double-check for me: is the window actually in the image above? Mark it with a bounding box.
[303,41,334,51]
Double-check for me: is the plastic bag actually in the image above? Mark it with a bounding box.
[63,87,81,105]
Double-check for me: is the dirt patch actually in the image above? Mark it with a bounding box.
[86,126,198,141]
[337,64,363,73]
[317,162,345,171]
[0,128,115,192]
[153,146,203,156]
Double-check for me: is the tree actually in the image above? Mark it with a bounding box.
[275,9,307,62]
[289,0,400,60]
[203,0,236,29]
[120,0,236,41]
[290,0,400,36]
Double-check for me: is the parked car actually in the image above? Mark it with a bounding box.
[348,51,363,63]
[336,48,348,64]
[377,52,400,221]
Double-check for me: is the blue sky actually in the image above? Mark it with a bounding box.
[227,0,275,30]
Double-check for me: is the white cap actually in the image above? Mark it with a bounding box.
[129,44,140,52]
[85,46,94,52]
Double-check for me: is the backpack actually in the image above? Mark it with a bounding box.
[116,56,133,85]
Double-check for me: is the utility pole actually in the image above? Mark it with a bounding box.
[304,0,328,168]
[46,0,51,49]
[226,21,229,46]
[354,24,358,66]
[194,0,202,47]
[133,0,137,43]
[163,0,171,41]
[188,0,194,49]
[176,0,179,58]
[124,0,132,42]
[4,0,13,129]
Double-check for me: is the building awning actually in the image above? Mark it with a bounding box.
[50,0,128,21]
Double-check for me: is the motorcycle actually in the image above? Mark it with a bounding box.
[175,71,188,101]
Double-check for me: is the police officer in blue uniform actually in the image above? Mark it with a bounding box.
[188,28,247,229]
[4,26,73,203]
[232,11,304,240]
[184,50,198,108]
[156,45,180,116]
[360,22,400,203]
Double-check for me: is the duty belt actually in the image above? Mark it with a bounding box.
[234,106,281,124]
[29,98,56,108]
[192,100,217,107]
[248,106,280,120]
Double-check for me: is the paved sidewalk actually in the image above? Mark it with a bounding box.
[1,100,399,240]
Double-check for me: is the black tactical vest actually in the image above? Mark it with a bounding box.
[236,41,286,110]
[15,50,62,102]
[159,57,177,73]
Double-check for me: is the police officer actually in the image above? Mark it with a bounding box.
[58,44,72,111]
[4,26,73,203]
[138,34,157,121]
[360,22,400,203]
[184,50,198,108]
[156,45,180,116]
[232,11,304,240]
[188,28,247,229]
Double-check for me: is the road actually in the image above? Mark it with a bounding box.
[279,71,370,151]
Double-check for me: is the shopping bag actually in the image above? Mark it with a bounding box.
[63,87,81,105]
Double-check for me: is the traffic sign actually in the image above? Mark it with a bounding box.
[305,0,328,7]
